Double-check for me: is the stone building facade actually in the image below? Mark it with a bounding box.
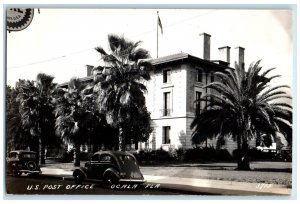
[142,33,255,153]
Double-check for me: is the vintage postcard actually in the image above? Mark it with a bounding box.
[4,5,295,199]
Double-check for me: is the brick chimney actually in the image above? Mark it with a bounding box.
[86,65,94,76]
[199,33,211,60]
[235,46,245,68]
[218,46,231,65]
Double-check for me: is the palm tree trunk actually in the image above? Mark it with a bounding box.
[237,134,241,150]
[74,143,81,167]
[29,137,40,166]
[119,127,125,151]
[237,136,250,170]
[38,138,42,165]
[40,142,46,164]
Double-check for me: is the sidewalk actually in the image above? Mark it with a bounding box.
[40,163,292,196]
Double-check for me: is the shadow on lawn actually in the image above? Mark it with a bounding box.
[251,168,292,173]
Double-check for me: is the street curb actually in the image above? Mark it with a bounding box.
[38,173,290,196]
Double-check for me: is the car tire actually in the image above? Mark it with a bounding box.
[103,172,119,186]
[74,171,84,185]
[11,166,21,177]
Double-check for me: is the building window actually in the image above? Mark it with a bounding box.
[197,69,203,83]
[163,69,171,83]
[162,92,171,116]
[195,91,202,115]
[162,126,171,144]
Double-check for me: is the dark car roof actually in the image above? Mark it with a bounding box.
[9,150,37,154]
[93,151,135,158]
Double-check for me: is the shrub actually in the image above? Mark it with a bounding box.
[232,148,276,161]
[184,147,232,162]
[175,148,185,161]
[136,147,233,163]
[136,148,176,162]
[215,149,233,161]
[58,149,90,162]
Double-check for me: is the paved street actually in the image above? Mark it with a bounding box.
[5,175,200,195]
[5,161,292,196]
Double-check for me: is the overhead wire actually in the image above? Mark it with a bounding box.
[8,10,218,69]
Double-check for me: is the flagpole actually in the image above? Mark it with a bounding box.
[157,11,159,58]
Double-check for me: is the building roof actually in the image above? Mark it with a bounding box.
[58,52,230,88]
[150,52,230,70]
[150,52,190,65]
[58,75,93,88]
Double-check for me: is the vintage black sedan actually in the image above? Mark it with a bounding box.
[73,151,145,185]
[6,150,41,177]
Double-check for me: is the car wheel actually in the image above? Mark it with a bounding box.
[11,166,21,177]
[74,172,84,185]
[104,172,119,186]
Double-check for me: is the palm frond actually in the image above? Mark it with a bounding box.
[95,46,108,56]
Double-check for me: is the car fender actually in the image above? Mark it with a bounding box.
[73,167,88,179]
[103,168,120,179]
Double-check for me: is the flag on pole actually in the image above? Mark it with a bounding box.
[158,12,163,34]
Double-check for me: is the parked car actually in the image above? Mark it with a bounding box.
[73,151,145,185]
[276,148,292,162]
[6,150,41,177]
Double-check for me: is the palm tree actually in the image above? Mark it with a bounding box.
[93,34,153,151]
[16,74,56,164]
[191,61,292,170]
[35,73,56,164]
[6,85,33,152]
[54,78,94,166]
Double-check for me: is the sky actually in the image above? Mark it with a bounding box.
[6,9,293,93]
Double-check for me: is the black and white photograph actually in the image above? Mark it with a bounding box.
[2,2,297,200]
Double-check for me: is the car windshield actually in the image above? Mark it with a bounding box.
[21,153,36,159]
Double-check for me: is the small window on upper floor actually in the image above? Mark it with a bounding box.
[197,69,203,83]
[195,91,202,116]
[163,69,171,83]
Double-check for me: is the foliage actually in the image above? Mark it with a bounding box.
[191,61,292,170]
[58,149,91,162]
[121,106,153,146]
[136,148,175,163]
[135,147,232,163]
[54,78,95,166]
[184,147,232,162]
[232,148,277,161]
[93,34,153,150]
[6,85,33,151]
[15,74,57,164]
